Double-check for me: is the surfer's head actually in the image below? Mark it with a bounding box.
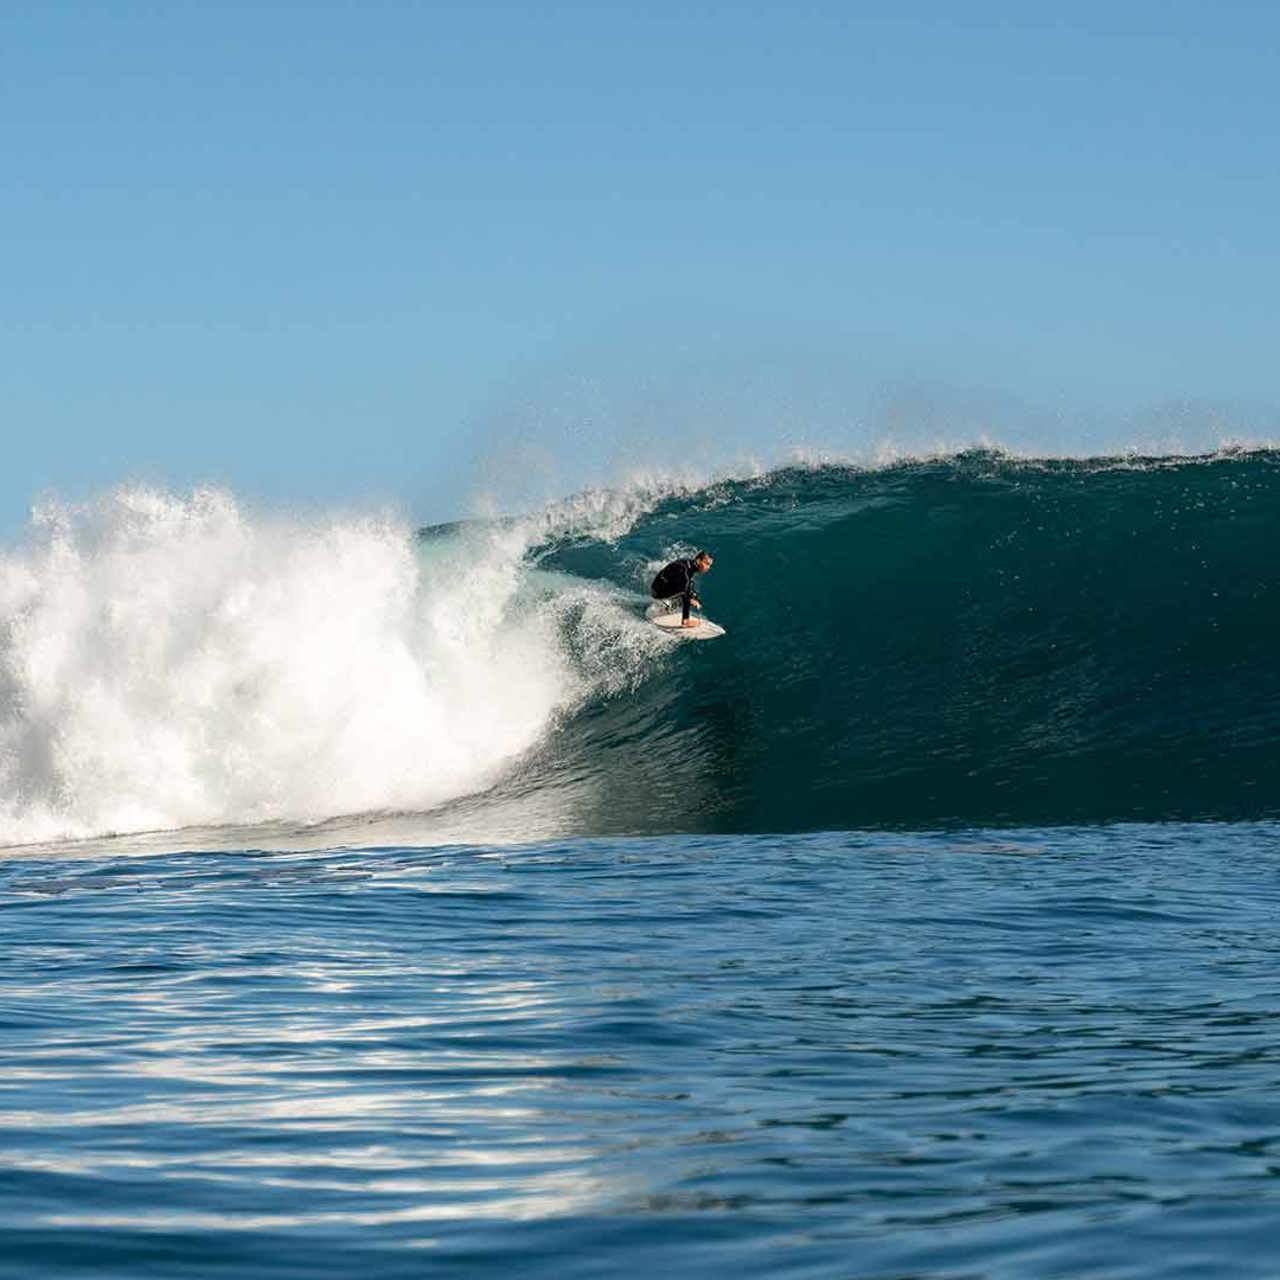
[695,551,713,572]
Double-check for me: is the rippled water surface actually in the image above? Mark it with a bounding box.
[3,824,1279,1278]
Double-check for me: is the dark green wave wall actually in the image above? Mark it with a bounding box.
[531,451,1280,832]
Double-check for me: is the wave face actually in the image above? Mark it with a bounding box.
[528,450,1280,832]
[4,451,1280,847]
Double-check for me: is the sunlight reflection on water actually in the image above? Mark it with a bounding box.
[2,825,1279,1277]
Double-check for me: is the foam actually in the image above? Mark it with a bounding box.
[8,443,1270,848]
[0,485,667,846]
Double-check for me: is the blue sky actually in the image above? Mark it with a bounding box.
[5,1,1278,533]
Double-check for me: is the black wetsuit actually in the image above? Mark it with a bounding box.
[650,558,702,621]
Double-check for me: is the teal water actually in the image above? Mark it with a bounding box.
[3,824,1279,1278]
[531,451,1280,833]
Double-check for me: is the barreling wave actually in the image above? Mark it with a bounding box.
[522,447,1280,833]
[3,448,1280,847]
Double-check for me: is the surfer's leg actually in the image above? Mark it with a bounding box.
[681,590,692,622]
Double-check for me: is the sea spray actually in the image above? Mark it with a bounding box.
[0,486,666,845]
[8,449,1280,848]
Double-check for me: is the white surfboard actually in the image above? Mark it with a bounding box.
[650,612,726,640]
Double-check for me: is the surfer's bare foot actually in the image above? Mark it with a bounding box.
[682,618,699,628]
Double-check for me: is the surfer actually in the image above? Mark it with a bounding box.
[650,551,714,627]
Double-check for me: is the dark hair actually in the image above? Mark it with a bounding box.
[695,549,712,560]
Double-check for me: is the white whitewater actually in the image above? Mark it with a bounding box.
[0,486,667,846]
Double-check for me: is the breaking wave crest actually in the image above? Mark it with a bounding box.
[0,486,663,844]
[5,447,1280,847]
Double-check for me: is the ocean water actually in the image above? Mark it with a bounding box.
[4,826,1280,1278]
[3,453,1280,1277]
